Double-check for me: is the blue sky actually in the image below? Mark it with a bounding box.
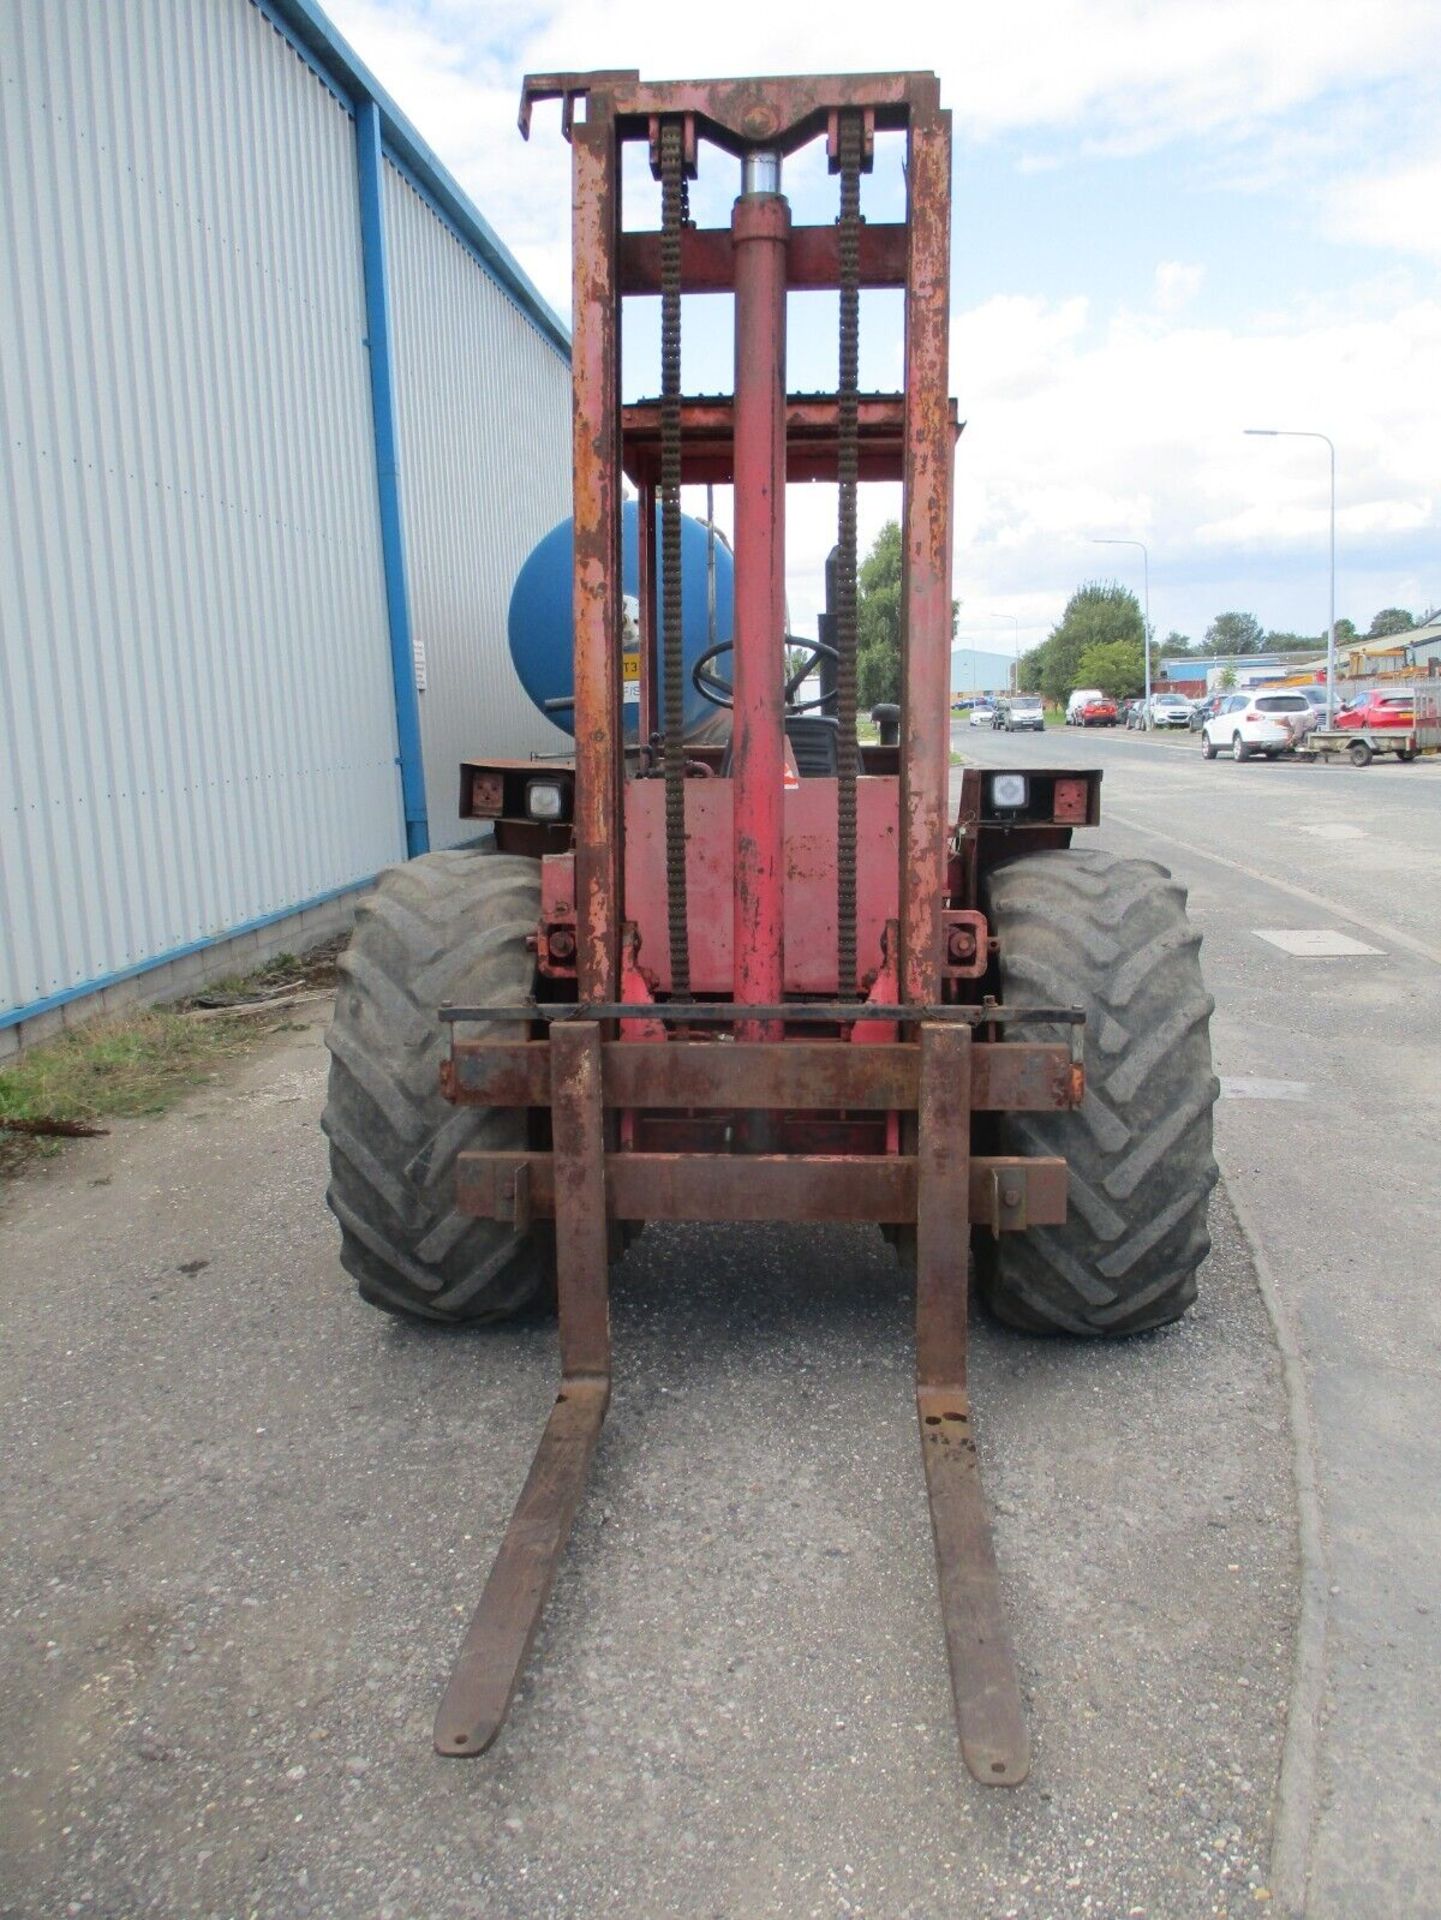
[329,0,1439,668]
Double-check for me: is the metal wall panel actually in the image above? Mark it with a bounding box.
[381,160,573,847]
[0,0,404,1020]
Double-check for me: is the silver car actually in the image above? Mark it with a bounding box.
[1148,694,1195,728]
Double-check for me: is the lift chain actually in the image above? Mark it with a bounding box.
[835,111,862,996]
[659,120,691,995]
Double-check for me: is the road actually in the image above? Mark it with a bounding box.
[961,718,1441,1916]
[3,724,1434,1918]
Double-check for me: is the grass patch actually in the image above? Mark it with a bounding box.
[0,1010,259,1178]
[0,939,343,1183]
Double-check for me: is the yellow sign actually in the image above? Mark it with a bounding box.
[622,654,640,682]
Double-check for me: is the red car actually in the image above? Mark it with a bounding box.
[1073,696,1118,727]
[1333,690,1415,731]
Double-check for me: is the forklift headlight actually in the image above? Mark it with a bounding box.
[990,773,1028,810]
[526,779,565,821]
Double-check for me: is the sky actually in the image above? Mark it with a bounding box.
[327,0,1439,670]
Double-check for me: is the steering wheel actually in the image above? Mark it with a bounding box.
[690,639,841,712]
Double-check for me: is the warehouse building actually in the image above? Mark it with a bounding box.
[0,0,572,1055]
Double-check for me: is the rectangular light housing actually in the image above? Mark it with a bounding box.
[526,779,565,821]
[990,773,1028,810]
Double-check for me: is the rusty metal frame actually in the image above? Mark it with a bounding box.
[898,106,953,1003]
[569,104,624,1004]
[435,71,1037,1787]
[445,1038,1080,1111]
[434,1022,612,1754]
[457,1146,1065,1229]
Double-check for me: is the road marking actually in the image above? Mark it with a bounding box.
[1218,1077,1311,1101]
[1295,823,1365,841]
[1104,809,1441,969]
[1254,929,1383,957]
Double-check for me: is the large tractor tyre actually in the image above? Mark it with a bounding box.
[322,850,552,1326]
[978,848,1219,1336]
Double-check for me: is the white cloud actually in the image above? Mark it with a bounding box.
[950,294,1440,636]
[322,1,1441,639]
[1327,151,1441,258]
[329,0,1441,261]
[1154,262,1205,313]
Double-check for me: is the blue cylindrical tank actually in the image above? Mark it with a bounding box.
[508,501,734,741]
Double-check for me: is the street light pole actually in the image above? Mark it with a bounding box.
[992,613,1020,691]
[1244,428,1337,724]
[1092,538,1150,726]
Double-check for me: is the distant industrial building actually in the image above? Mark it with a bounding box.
[952,646,1016,695]
[1,0,571,1054]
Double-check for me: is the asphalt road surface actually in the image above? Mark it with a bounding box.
[3,723,1433,1918]
[964,719,1441,1917]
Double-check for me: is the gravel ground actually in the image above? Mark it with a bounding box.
[1,1020,1296,1919]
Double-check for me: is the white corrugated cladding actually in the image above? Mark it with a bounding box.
[0,0,404,1022]
[381,160,572,844]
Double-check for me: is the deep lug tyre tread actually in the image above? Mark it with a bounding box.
[978,849,1219,1336]
[321,849,552,1325]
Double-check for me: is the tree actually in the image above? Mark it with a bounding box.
[1076,637,1145,700]
[1369,607,1415,637]
[1029,581,1144,706]
[852,521,958,708]
[1218,664,1238,691]
[1015,645,1045,695]
[1161,629,1193,655]
[1204,611,1264,656]
[856,522,902,707]
[1264,630,1309,650]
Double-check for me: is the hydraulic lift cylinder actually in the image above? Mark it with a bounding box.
[730,159,790,1032]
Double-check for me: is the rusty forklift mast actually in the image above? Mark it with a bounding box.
[323,69,1219,1789]
[442,68,1051,1786]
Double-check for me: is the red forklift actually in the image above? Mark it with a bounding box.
[323,70,1218,1786]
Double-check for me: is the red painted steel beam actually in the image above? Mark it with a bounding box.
[618,222,908,294]
[445,1039,1080,1113]
[898,107,954,1004]
[730,184,790,1035]
[455,1150,1068,1226]
[524,71,941,155]
[569,110,623,1003]
[621,394,960,490]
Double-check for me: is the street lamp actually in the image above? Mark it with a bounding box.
[991,613,1020,691]
[1244,428,1336,724]
[1092,538,1150,726]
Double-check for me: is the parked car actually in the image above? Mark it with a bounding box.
[1200,690,1313,761]
[1332,689,1416,731]
[1066,689,1119,726]
[968,703,997,728]
[1189,693,1227,730]
[1147,693,1195,729]
[1000,695,1045,732]
[1274,685,1329,732]
[1121,698,1146,729]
